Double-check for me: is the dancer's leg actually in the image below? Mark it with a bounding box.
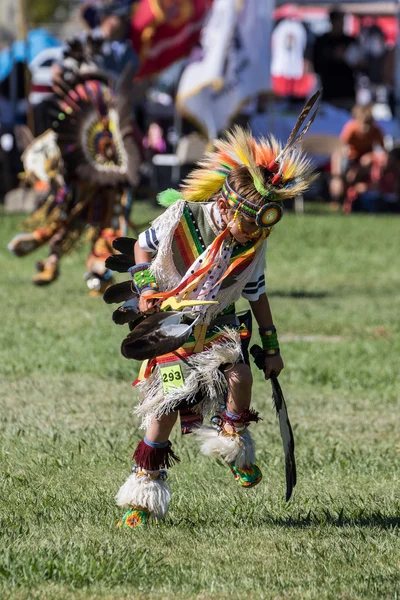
[195,363,262,487]
[116,412,180,529]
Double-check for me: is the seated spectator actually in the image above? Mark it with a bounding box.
[341,103,385,163]
[343,147,400,213]
[378,147,400,209]
[330,104,386,208]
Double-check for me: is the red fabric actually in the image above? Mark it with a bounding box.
[30,84,53,93]
[133,439,180,470]
[130,0,212,79]
[272,73,316,99]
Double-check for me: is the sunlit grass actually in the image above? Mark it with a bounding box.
[0,205,399,599]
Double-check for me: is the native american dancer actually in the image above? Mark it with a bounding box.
[8,63,141,294]
[105,93,320,528]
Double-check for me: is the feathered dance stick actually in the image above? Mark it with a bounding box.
[250,344,297,501]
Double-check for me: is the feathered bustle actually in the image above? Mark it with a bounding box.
[52,64,141,187]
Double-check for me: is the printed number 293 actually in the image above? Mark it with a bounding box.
[160,365,184,392]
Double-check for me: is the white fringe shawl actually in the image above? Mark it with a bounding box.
[135,327,242,429]
[149,200,267,325]
[149,200,185,291]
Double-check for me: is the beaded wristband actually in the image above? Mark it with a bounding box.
[259,325,280,356]
[129,263,159,295]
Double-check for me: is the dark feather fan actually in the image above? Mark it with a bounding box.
[121,312,192,360]
[112,237,137,256]
[105,254,136,272]
[112,297,141,325]
[103,280,136,304]
[250,344,297,502]
[270,374,297,502]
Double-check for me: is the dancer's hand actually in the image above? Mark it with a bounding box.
[264,354,284,380]
[138,291,160,314]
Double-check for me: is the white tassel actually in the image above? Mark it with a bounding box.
[116,473,171,520]
[194,426,256,468]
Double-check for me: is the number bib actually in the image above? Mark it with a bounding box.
[160,364,185,393]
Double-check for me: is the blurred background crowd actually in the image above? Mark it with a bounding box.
[1,0,400,215]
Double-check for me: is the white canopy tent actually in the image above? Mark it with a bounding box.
[275,1,397,14]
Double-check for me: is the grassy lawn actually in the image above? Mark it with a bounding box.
[0,203,399,599]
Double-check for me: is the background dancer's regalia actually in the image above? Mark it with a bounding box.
[105,92,320,528]
[8,63,141,293]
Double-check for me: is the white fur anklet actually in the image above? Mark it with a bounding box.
[194,426,256,468]
[116,471,171,520]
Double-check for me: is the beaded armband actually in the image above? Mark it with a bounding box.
[259,325,280,356]
[129,263,159,295]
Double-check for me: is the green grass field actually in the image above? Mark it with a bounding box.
[0,204,399,600]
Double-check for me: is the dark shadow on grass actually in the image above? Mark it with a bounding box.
[171,510,400,530]
[269,290,329,299]
[259,510,400,530]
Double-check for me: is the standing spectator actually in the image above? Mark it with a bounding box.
[271,16,314,100]
[90,0,139,80]
[313,11,360,110]
[52,0,139,84]
[143,122,167,155]
[359,21,387,87]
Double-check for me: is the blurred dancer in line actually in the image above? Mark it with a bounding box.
[8,63,142,293]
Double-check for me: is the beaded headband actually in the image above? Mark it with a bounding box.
[222,179,283,229]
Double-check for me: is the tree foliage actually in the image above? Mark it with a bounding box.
[27,0,69,26]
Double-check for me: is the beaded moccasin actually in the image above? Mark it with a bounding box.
[229,462,262,488]
[117,506,149,529]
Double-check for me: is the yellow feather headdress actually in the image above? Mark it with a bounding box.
[181,90,321,205]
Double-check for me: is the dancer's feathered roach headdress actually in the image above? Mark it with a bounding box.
[180,90,321,229]
[51,64,140,187]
